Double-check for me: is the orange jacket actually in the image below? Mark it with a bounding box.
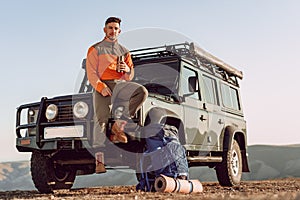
[86,39,134,93]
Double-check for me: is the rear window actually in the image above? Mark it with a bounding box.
[221,84,240,110]
[202,75,218,105]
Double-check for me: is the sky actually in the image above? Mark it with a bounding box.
[1,0,300,162]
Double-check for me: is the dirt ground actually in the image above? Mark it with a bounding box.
[1,178,300,200]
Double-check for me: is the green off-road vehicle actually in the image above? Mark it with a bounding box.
[16,42,249,193]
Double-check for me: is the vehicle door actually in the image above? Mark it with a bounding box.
[180,63,209,150]
[200,73,225,151]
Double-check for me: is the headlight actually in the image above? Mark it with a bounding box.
[28,108,38,123]
[28,109,35,116]
[73,101,89,119]
[45,104,58,120]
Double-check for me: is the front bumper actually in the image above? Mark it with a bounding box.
[15,95,93,152]
[16,136,91,152]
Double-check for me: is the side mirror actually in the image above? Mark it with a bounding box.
[188,76,198,92]
[181,76,198,102]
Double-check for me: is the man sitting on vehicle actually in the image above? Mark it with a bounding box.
[86,17,148,172]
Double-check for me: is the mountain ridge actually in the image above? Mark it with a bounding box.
[1,144,299,191]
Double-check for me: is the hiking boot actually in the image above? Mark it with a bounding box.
[95,161,106,173]
[95,152,106,173]
[110,133,128,143]
[110,120,128,143]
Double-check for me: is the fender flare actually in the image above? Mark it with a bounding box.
[144,107,186,144]
[222,126,250,172]
[144,107,179,125]
[223,126,236,151]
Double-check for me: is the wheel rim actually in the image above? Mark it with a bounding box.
[231,149,239,176]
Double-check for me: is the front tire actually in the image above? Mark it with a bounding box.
[30,151,76,193]
[215,140,242,186]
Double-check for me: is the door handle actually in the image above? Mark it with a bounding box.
[218,119,224,124]
[200,115,207,121]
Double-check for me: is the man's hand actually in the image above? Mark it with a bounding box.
[100,87,112,96]
[117,61,131,73]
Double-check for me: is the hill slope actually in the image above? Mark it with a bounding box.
[1,144,300,191]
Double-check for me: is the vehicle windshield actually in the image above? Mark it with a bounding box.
[132,60,180,97]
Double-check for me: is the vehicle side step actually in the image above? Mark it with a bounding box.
[54,159,94,165]
[187,156,222,163]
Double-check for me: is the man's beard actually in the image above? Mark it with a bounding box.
[107,35,117,41]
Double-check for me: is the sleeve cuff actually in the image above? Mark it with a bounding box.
[96,82,107,93]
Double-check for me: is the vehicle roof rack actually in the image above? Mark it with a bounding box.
[80,42,243,93]
[131,42,243,81]
[189,43,243,80]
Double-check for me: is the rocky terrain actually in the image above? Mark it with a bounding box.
[0,144,300,199]
[0,178,300,200]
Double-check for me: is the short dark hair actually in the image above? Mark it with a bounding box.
[105,17,121,25]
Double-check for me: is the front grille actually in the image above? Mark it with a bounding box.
[57,104,74,121]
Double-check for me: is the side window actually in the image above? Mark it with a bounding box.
[221,83,241,110]
[202,75,218,105]
[181,66,199,99]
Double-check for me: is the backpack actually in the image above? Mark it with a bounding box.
[136,123,189,192]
